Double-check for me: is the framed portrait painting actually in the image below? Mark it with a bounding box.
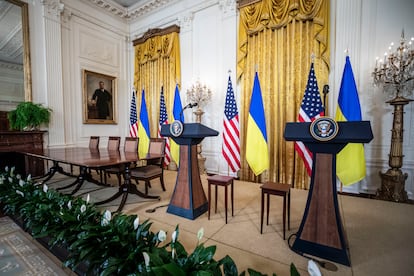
[82,70,117,124]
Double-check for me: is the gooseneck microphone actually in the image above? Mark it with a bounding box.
[179,102,198,121]
[322,84,329,113]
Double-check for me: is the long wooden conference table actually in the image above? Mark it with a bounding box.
[22,147,161,212]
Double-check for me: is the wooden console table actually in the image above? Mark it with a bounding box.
[0,131,46,176]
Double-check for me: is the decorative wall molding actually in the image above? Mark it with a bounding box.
[79,30,119,67]
[219,0,236,17]
[177,12,194,33]
[41,0,65,19]
[83,0,176,21]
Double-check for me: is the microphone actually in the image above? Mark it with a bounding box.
[179,102,198,121]
[322,85,329,112]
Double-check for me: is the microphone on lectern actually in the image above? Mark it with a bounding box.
[322,84,329,113]
[179,102,198,121]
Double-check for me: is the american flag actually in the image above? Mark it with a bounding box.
[158,87,171,166]
[129,90,138,137]
[295,63,324,175]
[222,76,240,172]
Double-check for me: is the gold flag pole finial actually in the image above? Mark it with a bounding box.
[311,53,315,63]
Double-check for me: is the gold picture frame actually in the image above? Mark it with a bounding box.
[82,70,117,124]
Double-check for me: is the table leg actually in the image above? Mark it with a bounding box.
[95,163,160,213]
[35,160,73,185]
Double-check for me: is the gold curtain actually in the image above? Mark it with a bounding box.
[237,0,330,189]
[133,25,181,138]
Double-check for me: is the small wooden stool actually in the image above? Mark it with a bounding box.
[260,181,291,239]
[207,175,234,224]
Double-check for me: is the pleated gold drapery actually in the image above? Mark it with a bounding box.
[237,0,330,189]
[133,25,181,138]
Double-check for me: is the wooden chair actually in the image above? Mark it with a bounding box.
[105,137,138,186]
[107,136,121,151]
[207,175,234,224]
[89,136,100,149]
[260,181,291,240]
[130,138,166,195]
[71,136,100,174]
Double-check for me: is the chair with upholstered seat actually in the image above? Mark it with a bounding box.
[104,137,138,186]
[260,181,291,240]
[130,138,166,195]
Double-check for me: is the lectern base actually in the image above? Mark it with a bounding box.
[292,238,350,266]
[167,202,208,220]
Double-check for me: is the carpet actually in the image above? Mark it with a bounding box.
[0,216,67,275]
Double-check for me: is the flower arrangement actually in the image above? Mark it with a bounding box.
[0,166,301,276]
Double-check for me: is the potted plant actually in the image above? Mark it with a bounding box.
[7,102,52,131]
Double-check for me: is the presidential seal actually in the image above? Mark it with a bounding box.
[170,120,183,137]
[310,117,339,141]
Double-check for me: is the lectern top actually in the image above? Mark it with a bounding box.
[284,121,373,143]
[161,123,219,138]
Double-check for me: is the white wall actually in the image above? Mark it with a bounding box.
[331,0,414,198]
[24,0,413,198]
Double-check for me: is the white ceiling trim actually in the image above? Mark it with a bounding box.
[84,0,175,21]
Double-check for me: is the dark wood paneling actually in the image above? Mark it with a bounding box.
[0,131,46,176]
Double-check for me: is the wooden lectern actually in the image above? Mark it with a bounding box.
[161,123,219,220]
[284,120,373,266]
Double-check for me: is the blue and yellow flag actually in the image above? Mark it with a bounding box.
[336,56,366,185]
[246,72,269,176]
[171,84,183,164]
[138,89,150,157]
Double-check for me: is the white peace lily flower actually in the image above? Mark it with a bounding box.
[86,194,90,204]
[19,179,25,187]
[16,190,24,197]
[197,227,204,241]
[8,177,13,183]
[133,216,140,230]
[43,184,48,193]
[26,174,31,181]
[16,174,21,180]
[5,166,9,172]
[103,210,111,221]
[10,167,15,176]
[80,204,86,213]
[143,252,150,268]
[172,248,176,259]
[171,230,177,243]
[308,260,322,276]
[0,177,3,185]
[77,214,80,221]
[158,230,167,242]
[59,211,64,216]
[67,200,72,210]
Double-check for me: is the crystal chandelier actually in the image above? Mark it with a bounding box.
[372,30,414,99]
[186,80,212,107]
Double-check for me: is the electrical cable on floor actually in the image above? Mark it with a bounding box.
[287,233,338,272]
[145,204,169,213]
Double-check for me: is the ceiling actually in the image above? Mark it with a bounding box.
[0,0,23,65]
[0,0,169,66]
[112,0,141,7]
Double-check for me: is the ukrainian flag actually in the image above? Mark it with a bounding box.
[138,89,150,157]
[336,56,366,185]
[246,72,269,176]
[171,84,183,164]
